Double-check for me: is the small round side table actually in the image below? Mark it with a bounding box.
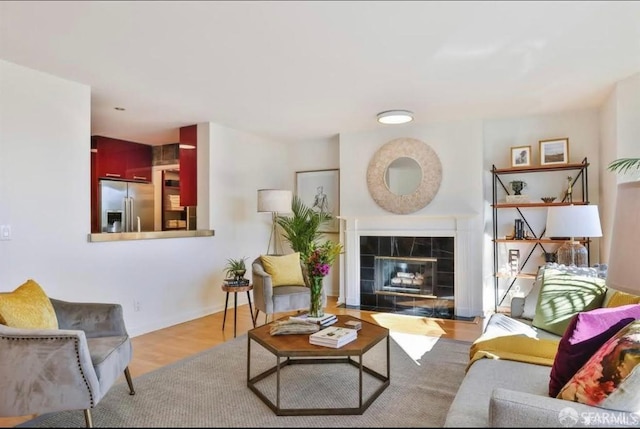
[221,283,255,338]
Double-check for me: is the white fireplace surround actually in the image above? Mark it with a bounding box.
[339,214,476,318]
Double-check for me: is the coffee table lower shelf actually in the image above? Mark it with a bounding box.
[246,315,390,416]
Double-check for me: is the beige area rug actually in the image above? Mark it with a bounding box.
[20,332,471,428]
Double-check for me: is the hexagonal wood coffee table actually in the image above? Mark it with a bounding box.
[247,315,390,416]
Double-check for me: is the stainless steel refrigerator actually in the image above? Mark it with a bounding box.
[99,179,154,233]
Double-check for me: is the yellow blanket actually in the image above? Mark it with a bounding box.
[467,334,560,372]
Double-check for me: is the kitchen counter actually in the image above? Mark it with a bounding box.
[87,229,214,242]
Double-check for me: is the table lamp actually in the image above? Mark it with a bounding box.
[257,189,292,255]
[607,181,640,295]
[545,204,602,267]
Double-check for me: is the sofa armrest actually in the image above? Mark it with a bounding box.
[0,324,100,416]
[50,298,127,338]
[490,388,639,427]
[510,296,525,318]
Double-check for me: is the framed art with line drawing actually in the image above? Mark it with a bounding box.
[295,169,340,233]
[539,138,569,165]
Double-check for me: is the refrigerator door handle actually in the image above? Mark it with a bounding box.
[129,197,135,232]
[125,197,131,232]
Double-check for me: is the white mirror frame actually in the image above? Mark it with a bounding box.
[366,137,442,214]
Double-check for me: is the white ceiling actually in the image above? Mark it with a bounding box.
[1,1,639,145]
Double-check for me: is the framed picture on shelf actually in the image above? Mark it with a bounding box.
[295,169,340,233]
[510,145,531,167]
[539,138,569,165]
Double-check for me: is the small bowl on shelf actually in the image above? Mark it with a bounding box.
[541,197,556,204]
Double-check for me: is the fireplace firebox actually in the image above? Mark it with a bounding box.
[359,235,454,318]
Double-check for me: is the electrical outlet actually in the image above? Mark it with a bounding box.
[0,225,11,241]
[133,300,141,312]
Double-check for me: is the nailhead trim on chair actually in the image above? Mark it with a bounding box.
[1,335,96,407]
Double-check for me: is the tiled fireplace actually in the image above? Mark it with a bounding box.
[340,214,476,319]
[360,236,455,317]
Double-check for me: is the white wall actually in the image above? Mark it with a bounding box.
[599,72,640,261]
[0,60,290,337]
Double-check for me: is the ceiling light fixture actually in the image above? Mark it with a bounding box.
[377,110,414,125]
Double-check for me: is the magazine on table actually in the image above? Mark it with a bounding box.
[289,312,337,325]
[309,326,357,348]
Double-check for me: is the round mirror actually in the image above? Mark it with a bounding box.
[385,157,422,195]
[367,138,442,214]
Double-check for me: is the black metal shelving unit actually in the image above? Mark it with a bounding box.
[491,157,590,311]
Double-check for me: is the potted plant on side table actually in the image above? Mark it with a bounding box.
[224,257,248,285]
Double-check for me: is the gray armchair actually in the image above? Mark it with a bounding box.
[0,298,135,427]
[252,256,326,324]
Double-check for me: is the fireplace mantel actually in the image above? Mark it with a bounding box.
[339,212,477,318]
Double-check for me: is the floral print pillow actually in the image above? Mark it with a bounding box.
[557,320,640,412]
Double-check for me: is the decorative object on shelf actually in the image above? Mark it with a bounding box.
[224,257,248,282]
[509,180,527,195]
[366,137,442,214]
[305,240,343,317]
[295,169,340,233]
[257,189,292,255]
[545,205,602,267]
[565,176,573,203]
[510,146,531,167]
[606,181,640,296]
[514,219,525,240]
[508,249,520,275]
[539,137,569,165]
[541,197,557,203]
[543,251,557,263]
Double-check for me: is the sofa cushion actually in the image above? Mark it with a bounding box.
[606,290,640,308]
[532,268,606,336]
[557,319,640,412]
[549,303,640,397]
[260,253,306,287]
[0,279,58,329]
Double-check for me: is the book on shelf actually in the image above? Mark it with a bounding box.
[224,278,250,286]
[309,326,358,348]
[289,312,337,326]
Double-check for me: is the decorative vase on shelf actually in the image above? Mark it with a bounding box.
[309,276,325,318]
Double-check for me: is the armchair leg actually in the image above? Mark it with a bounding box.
[124,367,135,395]
[84,409,93,428]
[253,308,259,326]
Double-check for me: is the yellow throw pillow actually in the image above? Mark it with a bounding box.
[606,290,640,308]
[0,279,58,329]
[260,253,306,287]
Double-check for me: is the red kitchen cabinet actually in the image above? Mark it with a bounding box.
[179,125,197,207]
[92,136,152,182]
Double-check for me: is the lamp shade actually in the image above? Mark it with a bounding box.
[545,205,603,238]
[257,189,292,213]
[607,181,640,295]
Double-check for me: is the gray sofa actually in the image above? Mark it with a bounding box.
[444,268,640,428]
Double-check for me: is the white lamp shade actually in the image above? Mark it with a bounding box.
[257,189,292,213]
[607,181,640,295]
[545,205,603,238]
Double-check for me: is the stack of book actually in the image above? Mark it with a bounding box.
[224,278,250,286]
[289,312,337,327]
[309,326,358,348]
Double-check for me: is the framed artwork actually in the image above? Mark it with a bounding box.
[510,145,531,167]
[295,169,340,233]
[539,138,569,165]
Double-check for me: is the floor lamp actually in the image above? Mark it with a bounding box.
[607,181,640,295]
[257,189,292,255]
[545,204,602,267]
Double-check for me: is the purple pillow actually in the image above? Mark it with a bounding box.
[548,303,640,397]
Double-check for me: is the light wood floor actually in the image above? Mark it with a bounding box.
[1,297,483,427]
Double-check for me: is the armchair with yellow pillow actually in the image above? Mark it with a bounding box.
[252,252,326,324]
[0,279,135,428]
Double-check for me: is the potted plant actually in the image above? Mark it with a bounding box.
[276,195,333,258]
[608,157,640,176]
[224,257,248,281]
